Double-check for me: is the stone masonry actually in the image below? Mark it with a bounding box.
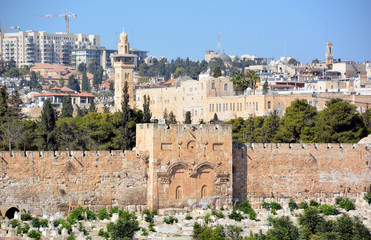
[0,124,371,217]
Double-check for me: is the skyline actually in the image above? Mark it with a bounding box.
[1,0,371,63]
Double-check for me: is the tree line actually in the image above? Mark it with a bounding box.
[224,98,370,143]
[0,83,151,151]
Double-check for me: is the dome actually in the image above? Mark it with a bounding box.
[219,54,232,62]
[120,27,128,42]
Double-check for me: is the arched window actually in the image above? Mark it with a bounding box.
[176,186,182,200]
[211,82,215,89]
[224,84,227,90]
[201,185,208,199]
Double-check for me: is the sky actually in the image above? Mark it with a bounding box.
[1,0,371,63]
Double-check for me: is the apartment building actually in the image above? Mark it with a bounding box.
[0,31,100,67]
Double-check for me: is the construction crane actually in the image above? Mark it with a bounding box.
[0,21,20,32]
[35,9,77,33]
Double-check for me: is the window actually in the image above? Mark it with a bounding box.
[237,104,239,111]
[209,104,211,112]
[212,104,214,112]
[219,104,221,113]
[223,103,225,112]
[256,102,258,111]
[176,186,182,200]
[201,185,207,199]
[224,84,227,90]
[240,103,242,111]
[268,101,271,109]
[233,103,235,111]
[211,82,215,89]
[226,103,228,111]
[216,104,218,112]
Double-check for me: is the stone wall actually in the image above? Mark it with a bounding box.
[233,143,371,206]
[0,150,148,216]
[136,124,233,210]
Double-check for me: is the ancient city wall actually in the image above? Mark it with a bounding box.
[0,150,148,216]
[233,143,371,206]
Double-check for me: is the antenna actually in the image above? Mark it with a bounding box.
[217,32,220,54]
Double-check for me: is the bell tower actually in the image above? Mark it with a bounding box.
[325,41,334,65]
[114,27,136,110]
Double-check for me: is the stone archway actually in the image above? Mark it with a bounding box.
[5,207,19,219]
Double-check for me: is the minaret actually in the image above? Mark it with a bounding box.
[114,27,135,110]
[325,41,334,65]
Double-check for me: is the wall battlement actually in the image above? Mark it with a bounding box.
[0,124,370,216]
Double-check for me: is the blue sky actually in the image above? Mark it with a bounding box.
[1,0,371,63]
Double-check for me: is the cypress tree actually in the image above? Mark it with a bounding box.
[185,111,192,124]
[61,95,73,118]
[262,110,280,143]
[103,104,110,113]
[39,100,57,150]
[0,86,9,124]
[143,95,152,123]
[263,79,269,95]
[122,81,130,123]
[89,99,97,113]
[81,71,91,92]
[163,108,168,120]
[168,111,177,124]
[68,75,80,92]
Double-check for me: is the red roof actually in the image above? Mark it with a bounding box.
[51,87,61,90]
[60,86,75,92]
[77,92,95,97]
[41,85,49,90]
[163,78,179,85]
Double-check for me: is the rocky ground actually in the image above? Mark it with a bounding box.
[0,198,370,240]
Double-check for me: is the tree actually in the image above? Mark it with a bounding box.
[363,106,371,134]
[81,71,91,92]
[143,95,152,123]
[59,77,65,87]
[231,71,248,92]
[262,110,280,143]
[213,66,222,78]
[38,100,57,150]
[168,111,177,124]
[67,75,80,92]
[213,113,218,122]
[312,58,320,64]
[61,95,73,118]
[89,100,97,113]
[298,208,324,234]
[8,89,23,119]
[108,212,139,240]
[266,216,299,240]
[185,111,192,124]
[276,99,317,143]
[122,81,130,123]
[246,70,260,94]
[0,86,9,124]
[314,98,367,143]
[76,105,89,117]
[288,58,300,66]
[103,104,110,113]
[163,108,168,120]
[78,63,87,73]
[30,71,40,89]
[262,79,269,95]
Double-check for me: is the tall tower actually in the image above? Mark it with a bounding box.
[113,27,136,110]
[325,41,334,65]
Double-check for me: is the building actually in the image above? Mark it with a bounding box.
[113,28,136,110]
[33,86,95,108]
[0,31,100,67]
[325,41,334,65]
[129,48,148,67]
[205,50,220,63]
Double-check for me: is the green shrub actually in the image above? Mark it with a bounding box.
[66,235,76,240]
[54,219,71,234]
[163,216,178,224]
[288,198,298,211]
[236,200,257,220]
[17,223,30,234]
[344,200,355,211]
[211,209,224,218]
[228,209,243,222]
[141,227,148,236]
[32,217,48,228]
[27,230,41,239]
[309,200,319,207]
[67,207,84,224]
[185,213,192,220]
[9,219,20,228]
[21,213,32,221]
[108,217,140,240]
[261,201,282,214]
[98,229,109,239]
[149,225,156,232]
[109,206,120,216]
[97,208,109,220]
[298,201,308,209]
[364,192,371,205]
[204,214,211,224]
[320,204,339,216]
[337,197,356,211]
[85,210,96,220]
